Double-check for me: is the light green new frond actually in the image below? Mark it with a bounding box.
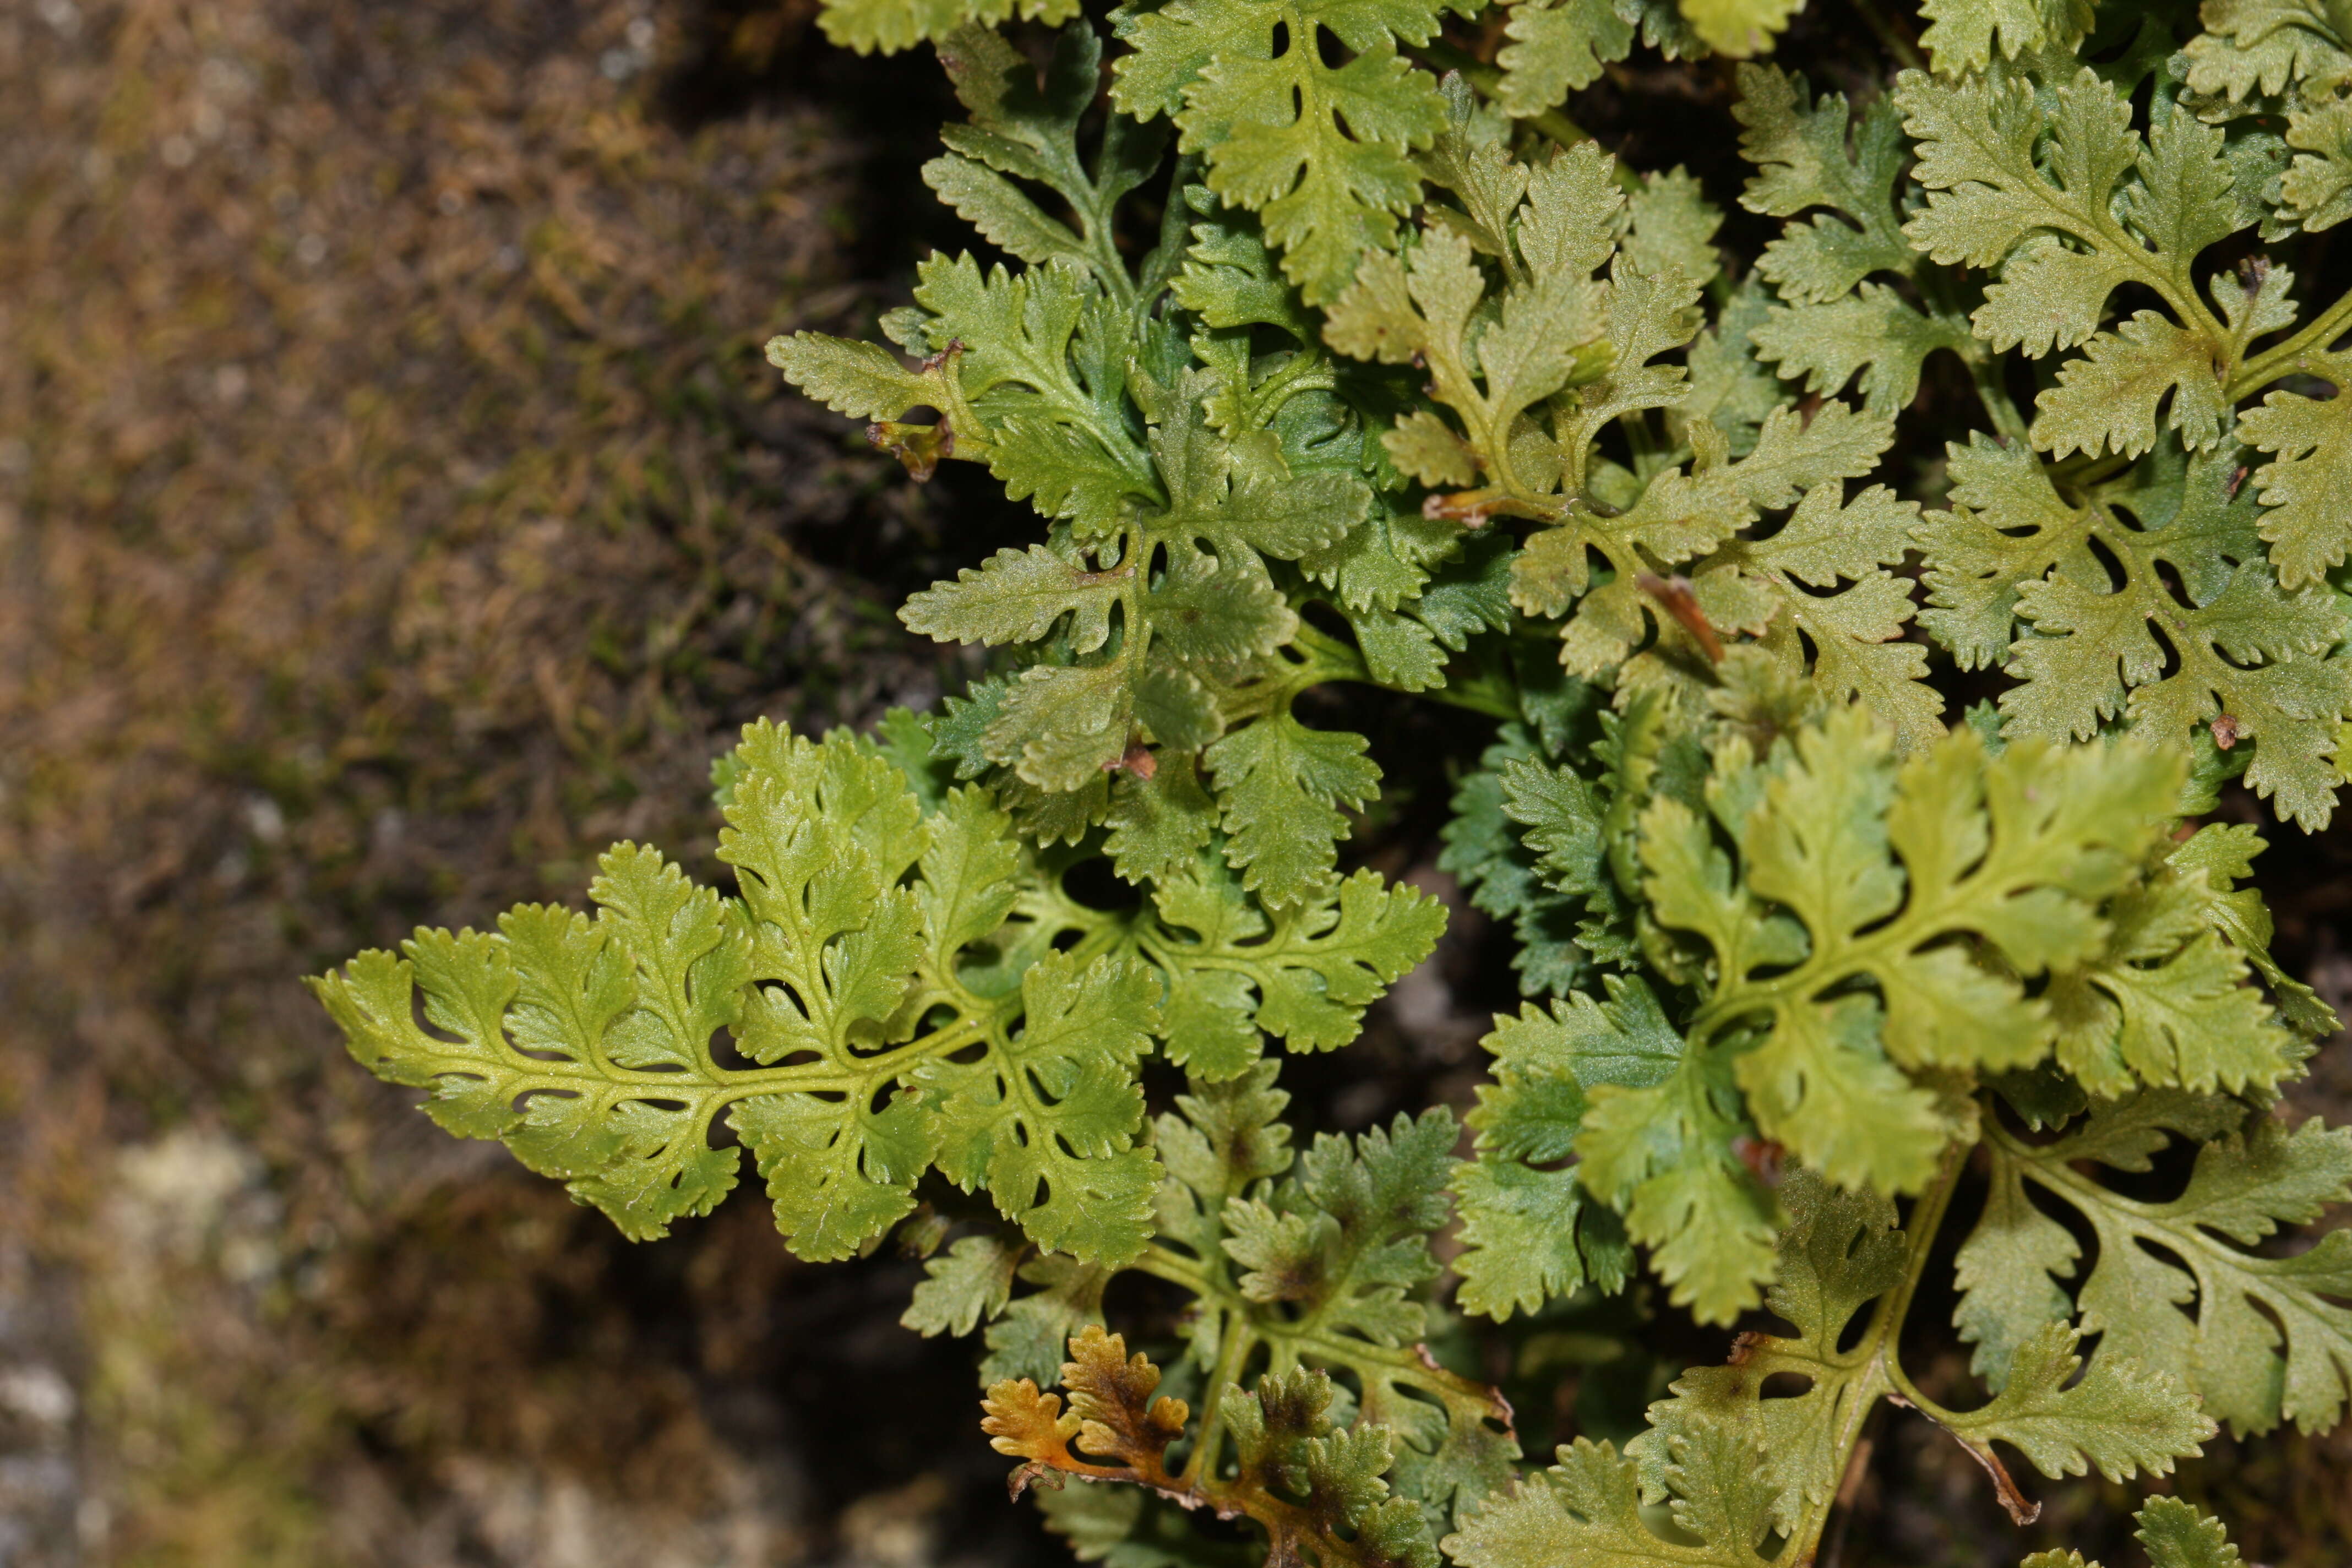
[317,721,1176,1267]
[1356,205,1697,640]
[1325,136,1633,519]
[1936,1322,2214,1485]
[724,732,1049,1256]
[320,809,739,1239]
[1442,1418,1781,1568]
[1451,976,1686,1319]
[1915,438,2352,829]
[315,855,754,1245]
[689,727,941,1255]
[1640,707,2197,1197]
[2045,840,2300,1098]
[1917,0,2095,76]
[1980,1095,2352,1435]
[817,0,1079,56]
[1110,0,1456,304]
[1324,216,1615,522]
[1554,259,1707,453]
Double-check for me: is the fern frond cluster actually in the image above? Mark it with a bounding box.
[317,1,2352,1564]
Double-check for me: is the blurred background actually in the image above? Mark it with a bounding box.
[2,4,2349,1565]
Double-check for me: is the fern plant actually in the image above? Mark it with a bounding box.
[316,1,2352,1562]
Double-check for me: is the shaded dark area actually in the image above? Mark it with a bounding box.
[0,1,2346,1565]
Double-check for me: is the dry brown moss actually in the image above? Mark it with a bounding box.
[0,1,994,1560]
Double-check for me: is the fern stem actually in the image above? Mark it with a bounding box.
[2048,450,2135,493]
[1983,1117,2164,1217]
[1288,614,1525,718]
[1426,656,1526,721]
[1278,619,1371,693]
[1877,1140,1969,1394]
[1134,1240,1249,1484]
[1183,1306,1261,1488]
[1955,336,2030,448]
[1789,1139,1969,1565]
[2230,281,2352,396]
[1135,1244,1212,1292]
[1621,410,1670,483]
[1390,669,1524,720]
